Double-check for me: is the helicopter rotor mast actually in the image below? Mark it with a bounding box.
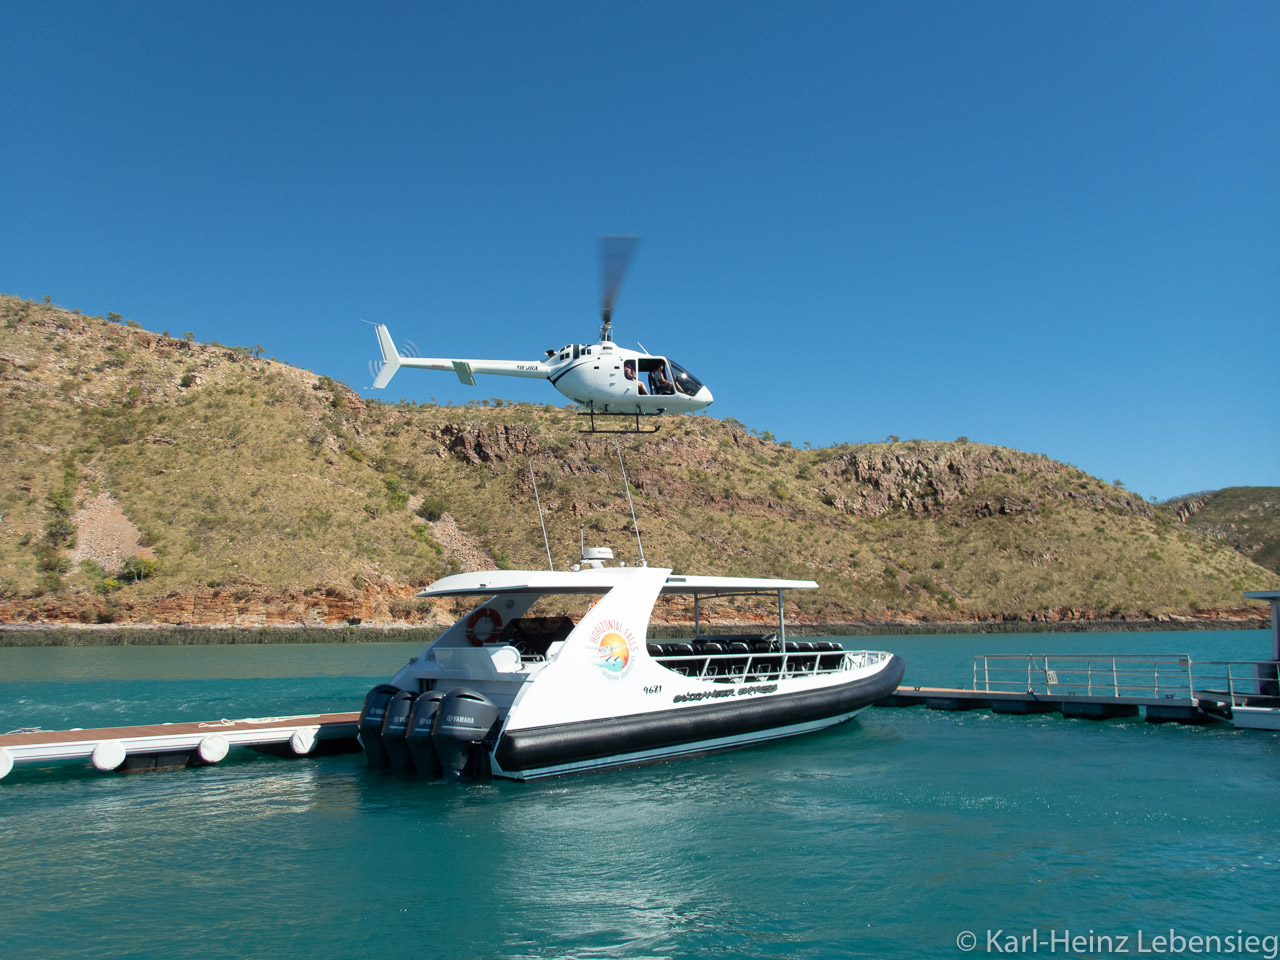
[599,235,639,344]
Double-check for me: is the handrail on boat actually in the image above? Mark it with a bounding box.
[650,643,887,684]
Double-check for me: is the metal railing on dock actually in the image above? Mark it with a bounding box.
[1192,661,1280,710]
[874,653,1280,728]
[972,654,1195,700]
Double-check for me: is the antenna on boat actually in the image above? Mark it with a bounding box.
[616,441,646,567]
[529,461,553,571]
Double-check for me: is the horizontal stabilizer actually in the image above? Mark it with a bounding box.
[452,360,477,386]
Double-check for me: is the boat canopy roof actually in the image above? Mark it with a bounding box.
[416,567,818,598]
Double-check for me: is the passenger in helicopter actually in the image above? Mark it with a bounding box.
[623,360,648,395]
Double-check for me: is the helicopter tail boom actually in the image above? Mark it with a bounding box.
[369,323,554,390]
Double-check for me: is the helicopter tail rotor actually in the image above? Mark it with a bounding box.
[599,235,639,342]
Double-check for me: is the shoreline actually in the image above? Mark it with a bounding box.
[0,617,1267,646]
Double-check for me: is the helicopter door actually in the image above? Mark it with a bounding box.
[637,358,676,396]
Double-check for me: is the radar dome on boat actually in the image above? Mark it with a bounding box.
[582,547,614,563]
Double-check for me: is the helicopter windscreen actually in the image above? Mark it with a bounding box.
[668,360,704,396]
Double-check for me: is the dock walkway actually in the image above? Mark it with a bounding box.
[0,712,360,779]
[875,686,1211,722]
[876,651,1280,728]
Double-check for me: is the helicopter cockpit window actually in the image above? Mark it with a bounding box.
[668,360,703,396]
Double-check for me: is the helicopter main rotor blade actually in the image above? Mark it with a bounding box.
[600,235,640,326]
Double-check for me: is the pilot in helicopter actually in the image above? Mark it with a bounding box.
[650,364,675,396]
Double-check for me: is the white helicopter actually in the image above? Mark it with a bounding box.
[368,237,713,432]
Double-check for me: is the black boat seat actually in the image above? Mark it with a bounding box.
[654,638,847,676]
[500,616,576,658]
[698,642,726,675]
[655,642,696,675]
[783,641,817,672]
[725,642,751,674]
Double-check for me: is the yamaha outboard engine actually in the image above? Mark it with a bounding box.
[406,690,446,780]
[380,689,418,774]
[358,684,401,767]
[433,688,501,781]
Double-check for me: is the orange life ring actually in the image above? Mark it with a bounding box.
[465,608,503,646]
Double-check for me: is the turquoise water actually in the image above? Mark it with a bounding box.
[2,631,1278,960]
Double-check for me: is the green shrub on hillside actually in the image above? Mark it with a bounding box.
[417,495,446,522]
[122,556,159,583]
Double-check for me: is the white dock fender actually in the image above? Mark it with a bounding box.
[0,745,12,780]
[290,726,319,756]
[197,733,230,765]
[91,740,126,772]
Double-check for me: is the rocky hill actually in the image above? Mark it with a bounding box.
[1165,487,1280,575]
[0,294,1274,630]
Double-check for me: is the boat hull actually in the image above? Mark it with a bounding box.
[493,654,904,779]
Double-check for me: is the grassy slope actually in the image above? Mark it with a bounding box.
[1163,488,1280,575]
[1,294,1273,624]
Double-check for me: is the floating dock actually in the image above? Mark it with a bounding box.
[876,649,1280,728]
[0,712,360,780]
[875,685,1213,723]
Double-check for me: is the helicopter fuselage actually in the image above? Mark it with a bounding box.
[535,339,712,414]
[375,324,713,415]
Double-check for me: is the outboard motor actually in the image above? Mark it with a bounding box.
[432,688,501,781]
[358,684,401,767]
[406,690,446,780]
[380,689,418,774]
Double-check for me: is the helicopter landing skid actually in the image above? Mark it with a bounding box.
[578,405,662,434]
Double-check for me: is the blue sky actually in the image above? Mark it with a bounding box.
[3,2,1276,502]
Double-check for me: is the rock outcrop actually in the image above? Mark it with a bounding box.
[815,443,1152,520]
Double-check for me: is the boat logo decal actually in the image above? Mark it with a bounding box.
[590,619,636,680]
[673,683,777,704]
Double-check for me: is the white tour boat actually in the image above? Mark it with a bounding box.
[358,548,904,781]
